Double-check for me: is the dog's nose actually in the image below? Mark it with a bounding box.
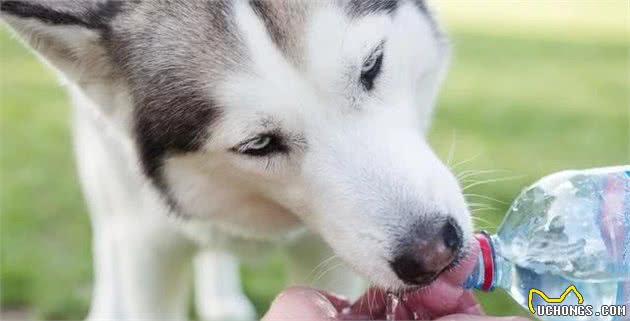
[390,218,463,286]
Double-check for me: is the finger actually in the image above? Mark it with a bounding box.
[262,286,339,321]
[400,287,483,318]
[401,280,463,316]
[319,291,351,312]
[392,302,413,320]
[402,289,484,318]
[436,314,532,321]
[456,291,484,315]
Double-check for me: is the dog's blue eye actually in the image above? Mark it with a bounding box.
[234,134,287,157]
[248,136,271,150]
[360,50,384,91]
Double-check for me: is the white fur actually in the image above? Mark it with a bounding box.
[3,1,470,320]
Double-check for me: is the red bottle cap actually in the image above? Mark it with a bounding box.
[476,232,495,291]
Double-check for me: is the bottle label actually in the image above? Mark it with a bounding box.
[599,171,630,310]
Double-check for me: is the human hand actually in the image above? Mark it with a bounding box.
[262,242,529,320]
[262,286,529,321]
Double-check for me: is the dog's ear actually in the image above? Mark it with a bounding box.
[0,0,122,81]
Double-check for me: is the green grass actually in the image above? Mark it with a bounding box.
[1,3,628,319]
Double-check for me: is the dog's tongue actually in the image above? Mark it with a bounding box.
[345,242,481,320]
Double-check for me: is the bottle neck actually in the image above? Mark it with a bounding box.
[463,232,512,291]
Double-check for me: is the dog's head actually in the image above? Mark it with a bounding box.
[2,0,472,289]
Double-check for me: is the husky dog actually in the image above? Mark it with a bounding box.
[1,0,472,320]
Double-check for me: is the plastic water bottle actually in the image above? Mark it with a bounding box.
[464,166,630,321]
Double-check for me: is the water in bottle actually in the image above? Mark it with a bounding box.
[464,166,630,320]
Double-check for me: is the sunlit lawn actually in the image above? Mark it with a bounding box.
[1,1,628,319]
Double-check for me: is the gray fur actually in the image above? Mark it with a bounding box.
[345,0,399,18]
[106,0,246,188]
[248,0,310,66]
[1,0,442,199]
[1,0,120,30]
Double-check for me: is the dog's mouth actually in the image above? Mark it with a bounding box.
[398,257,462,289]
[343,241,480,319]
[397,240,471,288]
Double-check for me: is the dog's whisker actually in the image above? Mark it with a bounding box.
[462,175,525,191]
[457,169,510,180]
[471,216,496,229]
[446,130,457,167]
[471,223,494,230]
[456,168,499,177]
[472,215,494,222]
[460,179,482,185]
[465,193,509,205]
[367,287,373,316]
[471,205,499,224]
[467,202,493,208]
[311,262,344,287]
[358,286,368,316]
[472,207,499,213]
[449,152,481,170]
[308,259,338,285]
[369,284,377,317]
[304,255,338,283]
[469,202,497,210]
[472,221,495,230]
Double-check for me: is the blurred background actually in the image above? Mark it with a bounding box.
[1,1,628,319]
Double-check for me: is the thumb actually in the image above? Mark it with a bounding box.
[262,287,340,321]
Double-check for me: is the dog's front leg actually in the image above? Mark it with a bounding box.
[73,104,196,320]
[193,250,257,321]
[286,233,365,300]
[86,218,195,321]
